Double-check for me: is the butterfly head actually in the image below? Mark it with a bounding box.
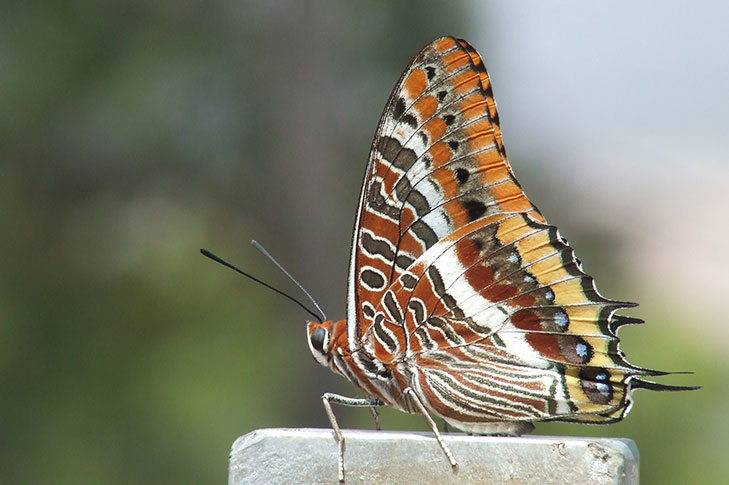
[306,319,347,366]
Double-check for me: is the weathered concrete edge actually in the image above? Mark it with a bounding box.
[232,427,639,454]
[230,428,640,485]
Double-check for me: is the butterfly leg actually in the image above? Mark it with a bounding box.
[369,405,381,431]
[321,393,383,482]
[404,387,457,470]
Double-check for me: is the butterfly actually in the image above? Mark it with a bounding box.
[304,36,696,482]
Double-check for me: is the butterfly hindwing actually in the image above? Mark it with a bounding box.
[379,211,651,422]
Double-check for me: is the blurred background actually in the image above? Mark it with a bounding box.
[2,1,726,483]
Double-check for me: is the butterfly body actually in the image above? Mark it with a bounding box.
[302,36,695,481]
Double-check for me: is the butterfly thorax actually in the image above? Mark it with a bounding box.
[307,319,412,411]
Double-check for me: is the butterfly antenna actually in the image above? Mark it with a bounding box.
[200,248,324,324]
[251,240,328,321]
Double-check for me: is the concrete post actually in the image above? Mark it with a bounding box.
[229,428,639,484]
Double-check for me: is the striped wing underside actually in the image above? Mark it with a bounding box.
[347,37,665,423]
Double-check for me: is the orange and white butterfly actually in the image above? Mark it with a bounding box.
[302,37,695,482]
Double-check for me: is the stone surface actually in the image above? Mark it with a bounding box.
[229,428,639,484]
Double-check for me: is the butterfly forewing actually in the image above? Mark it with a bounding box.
[349,38,545,348]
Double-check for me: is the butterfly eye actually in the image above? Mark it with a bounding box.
[310,327,328,353]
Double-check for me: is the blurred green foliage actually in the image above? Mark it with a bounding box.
[1,2,723,484]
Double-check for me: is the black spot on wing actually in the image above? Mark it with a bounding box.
[455,168,469,185]
[361,268,386,290]
[393,97,406,120]
[425,66,436,81]
[362,302,376,318]
[462,199,487,222]
[396,254,415,270]
[402,114,418,129]
[360,232,395,261]
[400,273,418,290]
